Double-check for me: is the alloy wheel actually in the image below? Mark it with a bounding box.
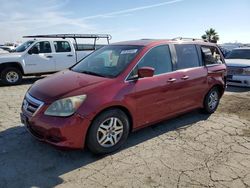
[97,117,124,148]
[208,91,219,110]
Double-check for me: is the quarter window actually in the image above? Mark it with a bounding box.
[54,41,71,53]
[33,41,51,53]
[201,46,223,65]
[175,44,200,69]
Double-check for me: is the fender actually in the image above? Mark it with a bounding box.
[0,62,24,75]
[81,100,135,126]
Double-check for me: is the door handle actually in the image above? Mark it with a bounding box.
[67,54,73,57]
[46,55,53,58]
[181,75,189,80]
[167,78,176,83]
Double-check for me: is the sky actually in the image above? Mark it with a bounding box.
[0,0,249,44]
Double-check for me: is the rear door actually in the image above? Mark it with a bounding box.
[172,44,208,111]
[52,41,76,71]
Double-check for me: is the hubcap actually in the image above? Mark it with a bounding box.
[208,91,219,110]
[97,117,124,148]
[6,71,19,83]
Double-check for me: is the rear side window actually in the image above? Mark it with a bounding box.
[201,46,223,65]
[33,41,51,53]
[136,45,172,75]
[175,44,200,69]
[54,41,71,53]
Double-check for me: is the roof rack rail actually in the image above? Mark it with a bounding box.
[23,34,112,45]
[23,34,112,39]
[172,37,208,42]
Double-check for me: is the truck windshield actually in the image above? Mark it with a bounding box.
[226,49,250,59]
[71,45,143,78]
[15,41,34,52]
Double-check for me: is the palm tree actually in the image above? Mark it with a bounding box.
[201,28,219,43]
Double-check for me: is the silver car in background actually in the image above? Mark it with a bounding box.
[225,47,250,87]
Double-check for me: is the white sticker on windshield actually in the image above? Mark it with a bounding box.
[121,49,138,55]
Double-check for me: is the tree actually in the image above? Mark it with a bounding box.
[201,28,219,43]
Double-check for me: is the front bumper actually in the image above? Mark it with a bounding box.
[20,111,91,149]
[227,75,250,87]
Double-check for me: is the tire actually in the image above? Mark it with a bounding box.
[1,67,22,85]
[86,109,130,155]
[203,87,220,114]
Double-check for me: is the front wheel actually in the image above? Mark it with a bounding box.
[203,87,220,114]
[1,67,22,85]
[86,109,130,154]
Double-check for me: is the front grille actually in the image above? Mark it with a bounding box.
[227,66,244,75]
[22,93,44,116]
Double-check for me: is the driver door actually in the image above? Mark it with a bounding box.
[24,41,56,74]
[126,45,176,128]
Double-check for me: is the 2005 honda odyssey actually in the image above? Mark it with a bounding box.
[21,38,227,154]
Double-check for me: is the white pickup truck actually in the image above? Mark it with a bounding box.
[0,34,111,85]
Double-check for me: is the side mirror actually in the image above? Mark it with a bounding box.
[28,46,39,55]
[138,67,154,78]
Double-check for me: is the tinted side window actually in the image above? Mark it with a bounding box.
[54,41,71,53]
[130,45,172,78]
[175,44,200,69]
[33,41,51,53]
[201,46,223,65]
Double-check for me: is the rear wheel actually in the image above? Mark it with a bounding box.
[203,87,220,114]
[86,109,130,154]
[1,67,22,85]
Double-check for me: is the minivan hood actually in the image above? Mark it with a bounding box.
[225,59,250,67]
[29,70,109,103]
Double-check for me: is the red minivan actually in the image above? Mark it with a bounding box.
[20,39,227,154]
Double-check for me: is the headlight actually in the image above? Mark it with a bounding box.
[44,95,87,117]
[243,67,250,76]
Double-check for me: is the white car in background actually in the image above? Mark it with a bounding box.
[0,48,9,54]
[225,47,250,87]
[0,46,13,52]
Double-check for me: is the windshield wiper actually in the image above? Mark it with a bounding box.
[80,70,106,78]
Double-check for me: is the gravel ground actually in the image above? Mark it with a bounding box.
[0,77,249,188]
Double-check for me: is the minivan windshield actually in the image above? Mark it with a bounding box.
[15,40,34,52]
[226,49,250,59]
[71,45,143,78]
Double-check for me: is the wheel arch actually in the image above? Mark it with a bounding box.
[202,83,225,108]
[84,105,134,147]
[211,84,225,98]
[0,62,24,75]
[90,105,133,131]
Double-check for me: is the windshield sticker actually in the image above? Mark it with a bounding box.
[121,49,138,55]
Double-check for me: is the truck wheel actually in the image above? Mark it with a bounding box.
[203,87,220,114]
[1,67,22,85]
[86,109,130,155]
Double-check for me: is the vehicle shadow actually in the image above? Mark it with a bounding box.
[0,76,45,87]
[0,110,210,187]
[226,86,250,92]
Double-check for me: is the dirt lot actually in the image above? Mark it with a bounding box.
[0,77,249,188]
